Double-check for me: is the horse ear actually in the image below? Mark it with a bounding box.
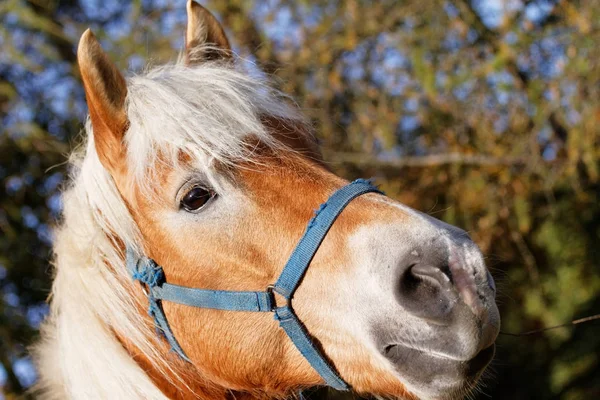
[78,29,128,172]
[185,0,232,64]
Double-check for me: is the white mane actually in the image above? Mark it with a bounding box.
[34,60,307,399]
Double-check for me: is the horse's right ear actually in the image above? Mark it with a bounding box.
[78,29,128,173]
[185,0,232,65]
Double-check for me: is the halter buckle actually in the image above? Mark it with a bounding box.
[266,285,277,312]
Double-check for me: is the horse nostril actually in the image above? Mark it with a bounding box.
[397,263,456,323]
[410,264,453,289]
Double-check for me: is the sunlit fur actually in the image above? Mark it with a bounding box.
[33,60,311,400]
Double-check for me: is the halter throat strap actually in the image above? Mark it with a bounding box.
[126,179,383,391]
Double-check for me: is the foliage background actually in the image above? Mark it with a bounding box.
[1,0,599,399]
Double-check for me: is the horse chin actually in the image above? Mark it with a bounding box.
[381,343,495,399]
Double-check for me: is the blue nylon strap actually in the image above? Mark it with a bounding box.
[268,179,382,391]
[126,179,383,392]
[147,297,191,361]
[274,306,348,391]
[152,283,273,311]
[274,179,383,299]
[126,247,190,360]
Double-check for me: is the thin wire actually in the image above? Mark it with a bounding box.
[499,313,600,337]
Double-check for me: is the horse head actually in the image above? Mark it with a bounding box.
[39,2,500,399]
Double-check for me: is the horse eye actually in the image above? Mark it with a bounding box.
[180,186,214,212]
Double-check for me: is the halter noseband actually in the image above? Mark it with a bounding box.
[126,179,383,391]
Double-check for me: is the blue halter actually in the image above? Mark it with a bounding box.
[126,179,383,391]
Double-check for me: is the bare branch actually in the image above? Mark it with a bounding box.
[324,151,525,169]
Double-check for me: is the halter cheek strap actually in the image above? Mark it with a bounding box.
[126,179,383,391]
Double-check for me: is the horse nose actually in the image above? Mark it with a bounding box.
[396,240,495,324]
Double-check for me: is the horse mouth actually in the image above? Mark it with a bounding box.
[463,344,495,377]
[382,343,496,395]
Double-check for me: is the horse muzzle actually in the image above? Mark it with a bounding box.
[367,218,500,399]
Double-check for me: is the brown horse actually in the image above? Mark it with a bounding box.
[35,2,500,399]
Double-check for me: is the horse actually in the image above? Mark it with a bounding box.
[34,2,500,399]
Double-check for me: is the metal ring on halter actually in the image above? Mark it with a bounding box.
[138,281,149,296]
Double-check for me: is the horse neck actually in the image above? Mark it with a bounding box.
[120,329,302,400]
[116,332,230,400]
[120,338,299,400]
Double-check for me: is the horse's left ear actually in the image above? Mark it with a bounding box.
[185,0,232,65]
[78,29,128,173]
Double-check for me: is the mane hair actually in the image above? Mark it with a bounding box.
[125,61,307,186]
[34,57,310,399]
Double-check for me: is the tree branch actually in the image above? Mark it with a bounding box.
[324,151,525,169]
